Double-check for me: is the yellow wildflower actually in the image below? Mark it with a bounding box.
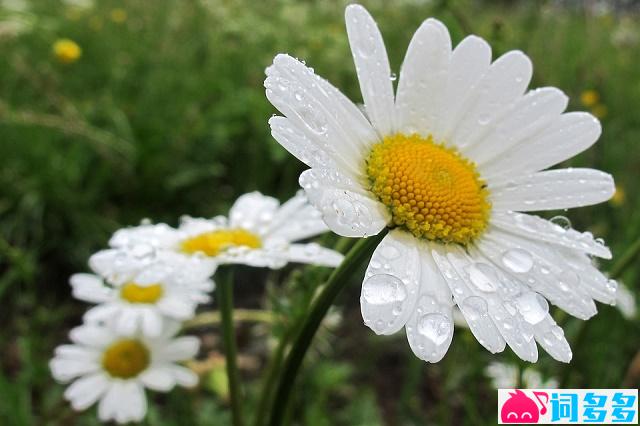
[110,8,127,23]
[610,185,625,207]
[580,89,600,108]
[53,38,82,64]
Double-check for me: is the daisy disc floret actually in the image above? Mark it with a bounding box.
[50,321,199,424]
[265,4,617,363]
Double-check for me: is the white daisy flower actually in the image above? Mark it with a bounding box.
[485,361,558,389]
[108,191,344,269]
[50,320,199,424]
[265,4,617,363]
[73,249,215,336]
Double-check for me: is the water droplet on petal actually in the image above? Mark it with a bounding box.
[362,274,407,305]
[501,248,533,273]
[417,313,451,345]
[550,215,571,230]
[461,296,488,321]
[515,293,549,325]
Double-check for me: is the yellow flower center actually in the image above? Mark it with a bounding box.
[366,133,490,245]
[102,339,150,379]
[180,229,262,257]
[120,282,164,304]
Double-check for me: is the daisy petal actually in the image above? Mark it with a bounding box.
[98,383,119,422]
[159,336,200,361]
[491,211,611,259]
[265,190,329,241]
[444,249,539,362]
[490,168,614,211]
[533,315,572,363]
[345,4,396,136]
[451,50,532,151]
[429,249,506,354]
[405,292,454,363]
[141,308,164,337]
[64,373,109,410]
[83,304,120,324]
[117,382,146,424]
[480,231,598,320]
[50,359,100,382]
[299,168,389,237]
[168,365,198,387]
[70,273,113,303]
[482,112,601,178]
[440,35,492,140]
[269,116,338,170]
[360,230,421,335]
[229,192,280,231]
[70,325,114,348]
[115,309,140,336]
[266,54,375,177]
[284,244,343,267]
[395,18,451,140]
[469,87,568,165]
[54,345,99,361]
[556,248,617,305]
[156,298,195,321]
[140,366,176,391]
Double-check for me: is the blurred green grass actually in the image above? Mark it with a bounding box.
[0,0,639,425]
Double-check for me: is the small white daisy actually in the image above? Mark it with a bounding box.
[485,361,558,389]
[108,191,344,269]
[50,320,199,424]
[265,4,617,363]
[73,249,215,336]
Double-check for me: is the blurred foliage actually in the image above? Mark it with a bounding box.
[0,0,639,425]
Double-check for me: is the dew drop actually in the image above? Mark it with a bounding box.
[501,248,533,273]
[550,215,571,230]
[461,296,488,321]
[515,293,549,325]
[380,244,401,260]
[362,274,407,305]
[417,313,451,345]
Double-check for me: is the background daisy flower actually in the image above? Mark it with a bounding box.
[109,191,344,269]
[50,321,199,424]
[73,248,216,336]
[265,4,616,363]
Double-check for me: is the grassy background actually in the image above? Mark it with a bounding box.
[1,0,639,424]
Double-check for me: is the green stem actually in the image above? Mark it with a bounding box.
[216,267,244,426]
[253,235,356,426]
[266,230,388,426]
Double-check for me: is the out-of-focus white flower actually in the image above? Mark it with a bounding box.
[50,321,199,424]
[109,191,344,269]
[73,249,215,336]
[486,361,558,389]
[61,0,94,10]
[1,0,29,12]
[265,3,616,364]
[615,282,637,320]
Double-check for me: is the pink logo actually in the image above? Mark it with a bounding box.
[501,390,549,423]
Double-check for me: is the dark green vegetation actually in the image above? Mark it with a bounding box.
[1,0,639,424]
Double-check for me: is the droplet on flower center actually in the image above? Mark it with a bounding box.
[120,282,164,304]
[102,339,150,379]
[180,229,262,257]
[366,133,490,245]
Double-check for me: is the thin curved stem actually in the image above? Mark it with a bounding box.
[610,236,640,279]
[267,230,387,426]
[216,267,244,426]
